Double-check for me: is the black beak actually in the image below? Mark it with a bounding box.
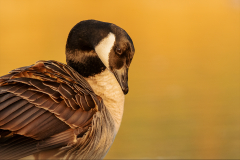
[113,66,129,95]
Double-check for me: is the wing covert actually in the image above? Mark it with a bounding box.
[0,60,101,158]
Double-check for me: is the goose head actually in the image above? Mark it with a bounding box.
[65,20,135,95]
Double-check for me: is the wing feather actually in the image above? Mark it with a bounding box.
[0,99,28,120]
[0,93,15,103]
[0,103,33,125]
[2,107,44,131]
[0,96,22,110]
[0,60,101,159]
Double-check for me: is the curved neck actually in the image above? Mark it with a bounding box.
[66,50,106,77]
[84,69,125,134]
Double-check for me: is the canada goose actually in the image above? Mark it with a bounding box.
[0,19,135,159]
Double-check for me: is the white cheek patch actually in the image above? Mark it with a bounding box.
[95,32,115,68]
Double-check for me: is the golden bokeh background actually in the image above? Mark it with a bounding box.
[0,0,240,159]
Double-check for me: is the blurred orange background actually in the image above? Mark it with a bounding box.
[0,0,239,159]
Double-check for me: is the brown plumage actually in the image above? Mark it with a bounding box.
[0,60,102,159]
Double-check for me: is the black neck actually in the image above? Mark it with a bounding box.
[67,52,106,78]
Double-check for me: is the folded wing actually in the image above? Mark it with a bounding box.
[0,60,100,159]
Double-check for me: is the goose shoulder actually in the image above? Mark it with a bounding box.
[0,60,115,159]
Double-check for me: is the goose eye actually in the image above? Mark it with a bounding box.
[116,48,122,55]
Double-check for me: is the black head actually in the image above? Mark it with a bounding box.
[66,20,135,94]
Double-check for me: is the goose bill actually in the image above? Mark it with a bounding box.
[113,67,129,95]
